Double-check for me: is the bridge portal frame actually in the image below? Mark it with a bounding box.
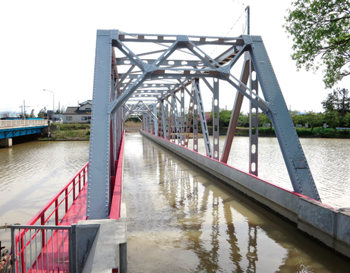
[87,30,320,220]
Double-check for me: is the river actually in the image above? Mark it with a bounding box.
[0,135,349,272]
[125,134,350,272]
[193,136,350,208]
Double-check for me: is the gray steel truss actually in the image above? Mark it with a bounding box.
[88,30,321,219]
[249,60,259,176]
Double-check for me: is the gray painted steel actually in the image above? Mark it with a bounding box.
[249,61,258,176]
[88,30,321,220]
[193,79,212,158]
[88,31,112,219]
[245,35,320,200]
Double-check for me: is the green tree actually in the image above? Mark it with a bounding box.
[238,112,249,127]
[322,88,350,116]
[343,112,350,126]
[258,113,272,128]
[305,111,324,131]
[37,108,47,118]
[325,110,342,128]
[218,110,232,127]
[284,0,350,88]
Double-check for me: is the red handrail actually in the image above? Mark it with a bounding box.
[27,162,88,226]
[10,162,89,273]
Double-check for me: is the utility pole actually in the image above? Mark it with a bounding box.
[245,5,250,35]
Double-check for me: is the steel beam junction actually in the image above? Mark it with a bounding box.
[87,30,321,219]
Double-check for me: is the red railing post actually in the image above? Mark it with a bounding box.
[20,232,25,273]
[83,168,86,186]
[73,178,76,200]
[55,199,59,225]
[79,173,81,192]
[65,188,68,213]
[41,214,45,248]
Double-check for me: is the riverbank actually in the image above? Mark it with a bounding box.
[40,123,90,141]
[208,126,350,138]
[38,123,350,141]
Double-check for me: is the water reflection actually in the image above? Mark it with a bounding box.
[125,134,350,272]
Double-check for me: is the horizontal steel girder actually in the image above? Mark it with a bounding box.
[87,30,321,222]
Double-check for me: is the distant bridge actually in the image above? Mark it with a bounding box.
[0,119,48,147]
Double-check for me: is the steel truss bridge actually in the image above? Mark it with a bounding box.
[87,29,321,220]
[6,30,350,273]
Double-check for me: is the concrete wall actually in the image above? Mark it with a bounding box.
[0,138,12,148]
[141,130,350,259]
[62,115,91,123]
[79,203,127,273]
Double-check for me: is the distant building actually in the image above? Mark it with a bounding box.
[62,100,92,123]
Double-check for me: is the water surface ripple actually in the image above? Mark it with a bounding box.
[125,134,350,273]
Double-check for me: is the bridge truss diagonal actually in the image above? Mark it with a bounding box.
[87,29,321,219]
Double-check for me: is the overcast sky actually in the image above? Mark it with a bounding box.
[1,0,349,116]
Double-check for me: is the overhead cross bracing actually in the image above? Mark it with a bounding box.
[87,29,321,220]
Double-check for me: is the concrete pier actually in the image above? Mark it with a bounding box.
[141,130,350,259]
[0,138,12,148]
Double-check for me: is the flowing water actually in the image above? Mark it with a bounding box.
[0,135,350,272]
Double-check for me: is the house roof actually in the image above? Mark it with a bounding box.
[79,100,92,106]
[63,106,91,115]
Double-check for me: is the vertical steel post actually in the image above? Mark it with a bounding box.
[192,85,199,152]
[180,88,185,146]
[171,93,180,144]
[212,79,220,160]
[87,30,114,219]
[170,95,176,143]
[161,100,167,139]
[184,88,195,148]
[249,61,259,176]
[193,79,212,158]
[154,107,158,135]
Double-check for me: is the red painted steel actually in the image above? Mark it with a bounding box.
[10,163,89,273]
[30,184,89,272]
[110,131,125,220]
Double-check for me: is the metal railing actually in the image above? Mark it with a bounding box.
[27,162,88,227]
[11,225,76,273]
[6,163,88,273]
[0,120,47,128]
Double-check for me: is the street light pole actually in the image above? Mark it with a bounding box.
[43,89,54,115]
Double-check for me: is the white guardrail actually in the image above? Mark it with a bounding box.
[0,120,47,128]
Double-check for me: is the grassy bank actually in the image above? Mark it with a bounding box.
[39,123,350,141]
[206,126,350,138]
[40,123,90,141]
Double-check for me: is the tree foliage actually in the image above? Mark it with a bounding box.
[284,0,350,88]
[322,87,350,115]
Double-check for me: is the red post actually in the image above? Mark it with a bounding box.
[73,178,76,200]
[41,214,45,248]
[65,188,68,213]
[55,199,59,225]
[79,173,81,192]
[20,233,25,273]
[83,168,86,186]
